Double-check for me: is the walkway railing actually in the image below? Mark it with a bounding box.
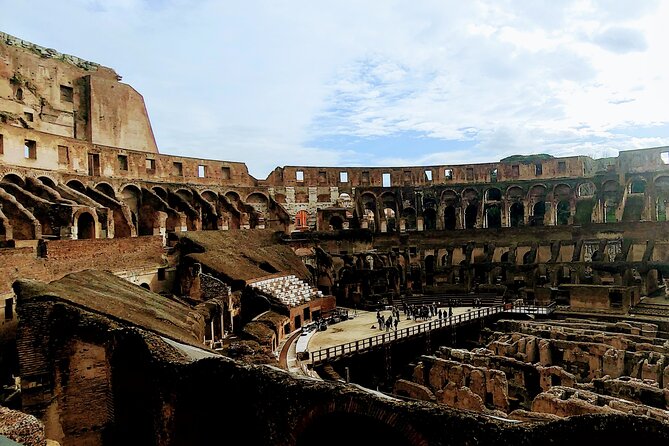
[310,305,505,364]
[503,302,557,315]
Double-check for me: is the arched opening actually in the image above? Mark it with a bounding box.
[66,180,86,194]
[295,210,309,228]
[423,208,437,230]
[1,174,25,187]
[152,186,168,201]
[140,283,151,290]
[402,208,417,230]
[485,188,502,201]
[531,202,546,226]
[630,179,646,194]
[485,205,501,228]
[37,176,57,188]
[509,202,524,227]
[95,183,116,199]
[16,88,23,101]
[464,204,477,229]
[557,200,570,225]
[329,215,344,230]
[444,205,456,230]
[77,212,95,239]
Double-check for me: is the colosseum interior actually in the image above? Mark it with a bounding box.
[1,31,669,445]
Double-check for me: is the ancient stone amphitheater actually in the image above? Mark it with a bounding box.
[1,31,669,445]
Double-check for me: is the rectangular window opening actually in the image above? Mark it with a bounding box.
[118,155,128,171]
[198,165,206,178]
[661,152,669,164]
[362,171,370,184]
[339,171,348,183]
[512,164,520,177]
[296,170,304,182]
[558,161,566,173]
[403,170,412,183]
[221,166,231,180]
[424,170,433,181]
[146,158,156,173]
[24,140,36,159]
[172,162,183,176]
[60,85,74,103]
[444,168,453,180]
[24,112,33,122]
[318,171,327,183]
[535,163,543,176]
[0,134,4,155]
[158,267,166,281]
[490,168,498,182]
[88,153,100,176]
[382,173,391,187]
[58,145,69,164]
[466,167,474,181]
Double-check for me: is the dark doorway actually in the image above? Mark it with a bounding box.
[465,204,477,229]
[557,200,570,225]
[531,201,546,226]
[510,202,524,227]
[485,205,501,228]
[77,212,95,239]
[444,205,456,230]
[423,208,436,230]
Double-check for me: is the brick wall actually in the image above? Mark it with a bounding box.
[0,235,165,294]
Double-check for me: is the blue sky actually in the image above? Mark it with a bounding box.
[2,0,669,178]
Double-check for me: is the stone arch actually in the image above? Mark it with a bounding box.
[175,188,194,203]
[201,190,218,204]
[76,211,96,240]
[225,191,241,203]
[140,283,151,290]
[509,202,524,227]
[529,184,547,199]
[95,182,117,199]
[506,185,524,201]
[578,181,596,197]
[152,186,168,201]
[462,188,478,201]
[628,178,646,194]
[246,192,269,204]
[37,176,57,188]
[66,179,86,193]
[0,173,25,187]
[553,183,571,200]
[485,187,502,201]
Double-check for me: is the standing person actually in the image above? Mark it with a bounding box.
[385,316,392,332]
[394,317,399,330]
[449,306,453,319]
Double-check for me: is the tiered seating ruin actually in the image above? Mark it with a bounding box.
[250,275,323,307]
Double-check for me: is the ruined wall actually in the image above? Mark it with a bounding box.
[0,235,166,295]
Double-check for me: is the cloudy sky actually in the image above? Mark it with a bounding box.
[2,0,669,178]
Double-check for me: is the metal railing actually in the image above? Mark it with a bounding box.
[310,305,505,364]
[503,302,557,315]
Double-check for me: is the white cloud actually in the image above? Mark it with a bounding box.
[0,0,668,177]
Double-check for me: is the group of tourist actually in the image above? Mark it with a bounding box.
[371,302,456,331]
